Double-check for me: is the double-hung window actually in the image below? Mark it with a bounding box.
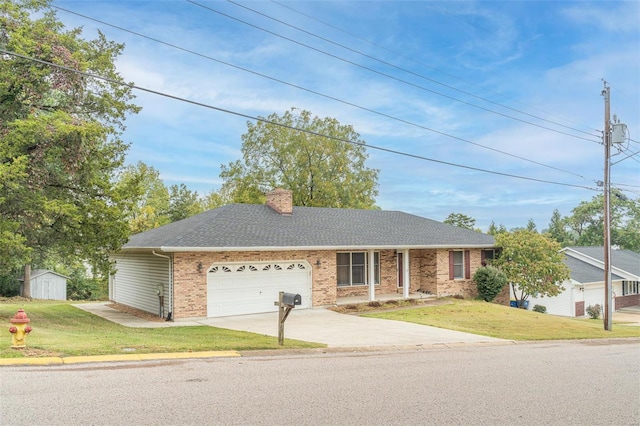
[452,251,464,279]
[337,252,380,286]
[622,281,639,296]
[449,250,470,280]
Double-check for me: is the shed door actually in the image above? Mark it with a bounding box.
[207,261,312,318]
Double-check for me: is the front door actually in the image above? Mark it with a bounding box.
[397,252,403,288]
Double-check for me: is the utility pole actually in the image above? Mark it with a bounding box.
[602,82,612,331]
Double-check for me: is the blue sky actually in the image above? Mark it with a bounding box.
[52,0,639,231]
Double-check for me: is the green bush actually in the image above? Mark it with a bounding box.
[473,266,508,302]
[532,304,547,314]
[586,304,602,319]
[66,269,108,300]
[0,274,20,297]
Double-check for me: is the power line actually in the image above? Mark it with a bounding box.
[51,5,590,180]
[612,182,640,189]
[271,0,602,137]
[1,48,599,192]
[611,148,640,166]
[187,0,601,144]
[231,0,601,139]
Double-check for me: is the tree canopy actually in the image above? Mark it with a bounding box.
[0,0,140,291]
[544,192,640,251]
[444,212,476,230]
[117,162,215,233]
[219,108,379,209]
[492,230,570,306]
[117,162,170,234]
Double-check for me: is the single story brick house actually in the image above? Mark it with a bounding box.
[110,189,496,319]
[521,246,640,317]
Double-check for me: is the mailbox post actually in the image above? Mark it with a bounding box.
[274,291,301,345]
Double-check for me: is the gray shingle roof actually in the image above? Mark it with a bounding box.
[123,204,495,251]
[564,246,640,283]
[564,256,624,283]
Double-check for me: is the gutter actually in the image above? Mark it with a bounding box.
[158,244,497,253]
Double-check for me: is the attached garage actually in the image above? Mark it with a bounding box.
[207,261,312,317]
[110,253,172,317]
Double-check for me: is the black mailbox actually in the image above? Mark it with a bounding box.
[282,292,301,306]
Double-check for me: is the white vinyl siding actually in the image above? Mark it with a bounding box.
[524,281,613,317]
[524,283,576,317]
[30,273,67,300]
[111,253,171,316]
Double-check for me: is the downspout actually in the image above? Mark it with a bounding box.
[403,249,410,298]
[152,250,173,321]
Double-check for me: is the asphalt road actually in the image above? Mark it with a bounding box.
[1,340,639,425]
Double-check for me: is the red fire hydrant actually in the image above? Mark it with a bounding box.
[9,309,32,349]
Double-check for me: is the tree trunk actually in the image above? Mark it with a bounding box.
[22,264,31,298]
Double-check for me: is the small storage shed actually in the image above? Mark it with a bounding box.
[20,270,69,301]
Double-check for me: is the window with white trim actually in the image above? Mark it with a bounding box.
[622,280,639,295]
[337,252,380,286]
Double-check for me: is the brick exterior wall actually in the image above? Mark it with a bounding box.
[432,248,483,298]
[265,188,293,215]
[494,284,511,306]
[172,250,337,319]
[411,249,437,294]
[171,247,490,318]
[615,294,640,309]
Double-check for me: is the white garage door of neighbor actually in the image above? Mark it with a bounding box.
[207,261,312,317]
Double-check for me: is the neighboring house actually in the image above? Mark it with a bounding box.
[19,270,69,301]
[110,189,495,319]
[523,246,640,317]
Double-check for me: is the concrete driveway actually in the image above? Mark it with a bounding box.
[76,302,505,347]
[198,308,506,347]
[75,302,640,349]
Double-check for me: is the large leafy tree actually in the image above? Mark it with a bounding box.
[220,108,379,208]
[444,212,476,230]
[0,0,140,295]
[492,230,570,307]
[168,184,203,222]
[118,162,170,234]
[487,221,507,236]
[544,209,572,247]
[551,192,639,251]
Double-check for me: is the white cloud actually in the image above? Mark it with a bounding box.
[562,2,640,33]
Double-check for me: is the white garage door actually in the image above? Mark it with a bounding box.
[207,261,312,317]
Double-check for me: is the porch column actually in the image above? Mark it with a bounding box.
[403,249,410,298]
[368,249,376,301]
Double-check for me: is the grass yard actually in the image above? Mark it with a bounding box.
[0,300,324,358]
[364,299,640,340]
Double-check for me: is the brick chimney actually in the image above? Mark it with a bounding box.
[266,188,293,215]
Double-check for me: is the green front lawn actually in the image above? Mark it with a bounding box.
[364,299,640,340]
[0,301,323,358]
